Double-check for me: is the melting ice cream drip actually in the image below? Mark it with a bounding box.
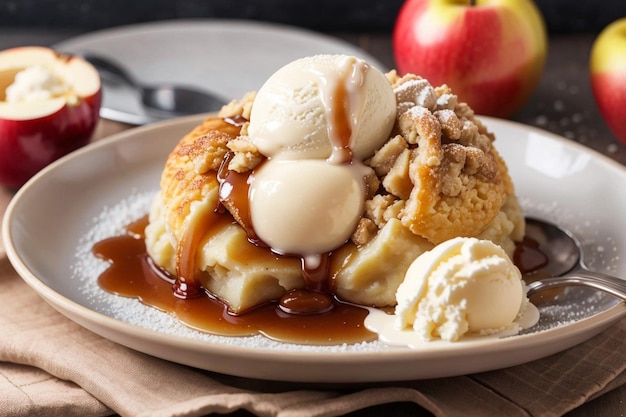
[243,54,396,314]
[314,56,367,165]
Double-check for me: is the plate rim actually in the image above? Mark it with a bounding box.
[54,18,385,64]
[52,18,388,125]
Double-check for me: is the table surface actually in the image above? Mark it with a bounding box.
[0,27,624,417]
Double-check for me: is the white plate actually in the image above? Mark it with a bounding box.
[3,116,626,383]
[54,20,386,125]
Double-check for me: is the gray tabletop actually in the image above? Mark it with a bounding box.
[1,27,624,417]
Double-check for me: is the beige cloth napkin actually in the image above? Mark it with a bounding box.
[1,253,625,417]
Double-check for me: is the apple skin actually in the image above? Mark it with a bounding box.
[393,0,548,118]
[590,18,626,146]
[0,47,102,189]
[0,93,101,189]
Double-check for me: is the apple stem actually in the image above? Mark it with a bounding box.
[470,0,476,5]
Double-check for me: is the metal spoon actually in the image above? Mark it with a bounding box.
[83,54,226,121]
[523,217,626,301]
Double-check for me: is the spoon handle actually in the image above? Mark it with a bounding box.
[526,269,626,301]
[82,54,138,88]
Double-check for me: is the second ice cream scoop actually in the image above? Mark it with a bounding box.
[395,237,526,342]
[245,54,396,266]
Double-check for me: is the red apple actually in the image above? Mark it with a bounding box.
[393,0,547,118]
[0,46,101,189]
[590,18,626,146]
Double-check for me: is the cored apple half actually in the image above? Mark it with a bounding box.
[0,46,102,189]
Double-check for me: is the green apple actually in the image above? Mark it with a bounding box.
[393,0,547,118]
[590,17,626,146]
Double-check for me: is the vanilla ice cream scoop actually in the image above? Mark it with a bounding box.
[249,159,366,258]
[395,237,526,342]
[246,54,396,269]
[247,54,396,161]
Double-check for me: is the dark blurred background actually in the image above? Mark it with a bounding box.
[0,0,624,34]
[2,0,626,160]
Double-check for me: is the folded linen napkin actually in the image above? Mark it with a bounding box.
[1,254,625,417]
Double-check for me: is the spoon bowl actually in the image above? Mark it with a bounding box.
[523,218,626,301]
[83,54,226,121]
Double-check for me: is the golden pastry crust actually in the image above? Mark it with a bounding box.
[365,73,510,245]
[160,117,240,241]
[398,106,504,243]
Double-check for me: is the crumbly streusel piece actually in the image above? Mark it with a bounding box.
[368,134,408,177]
[218,91,256,120]
[226,137,263,173]
[361,74,512,245]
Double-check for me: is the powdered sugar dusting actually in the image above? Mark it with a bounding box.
[436,93,457,110]
[519,196,620,275]
[70,190,388,352]
[517,195,622,333]
[70,191,622,351]
[394,78,437,111]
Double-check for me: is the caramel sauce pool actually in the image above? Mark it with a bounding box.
[93,216,551,346]
[93,216,375,345]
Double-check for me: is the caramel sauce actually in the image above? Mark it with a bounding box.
[93,216,376,345]
[174,210,210,299]
[93,216,557,345]
[301,254,331,293]
[324,56,364,165]
[279,288,334,315]
[326,75,353,164]
[170,176,231,300]
[514,236,549,277]
[514,236,563,300]
[216,157,334,312]
[216,152,259,243]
